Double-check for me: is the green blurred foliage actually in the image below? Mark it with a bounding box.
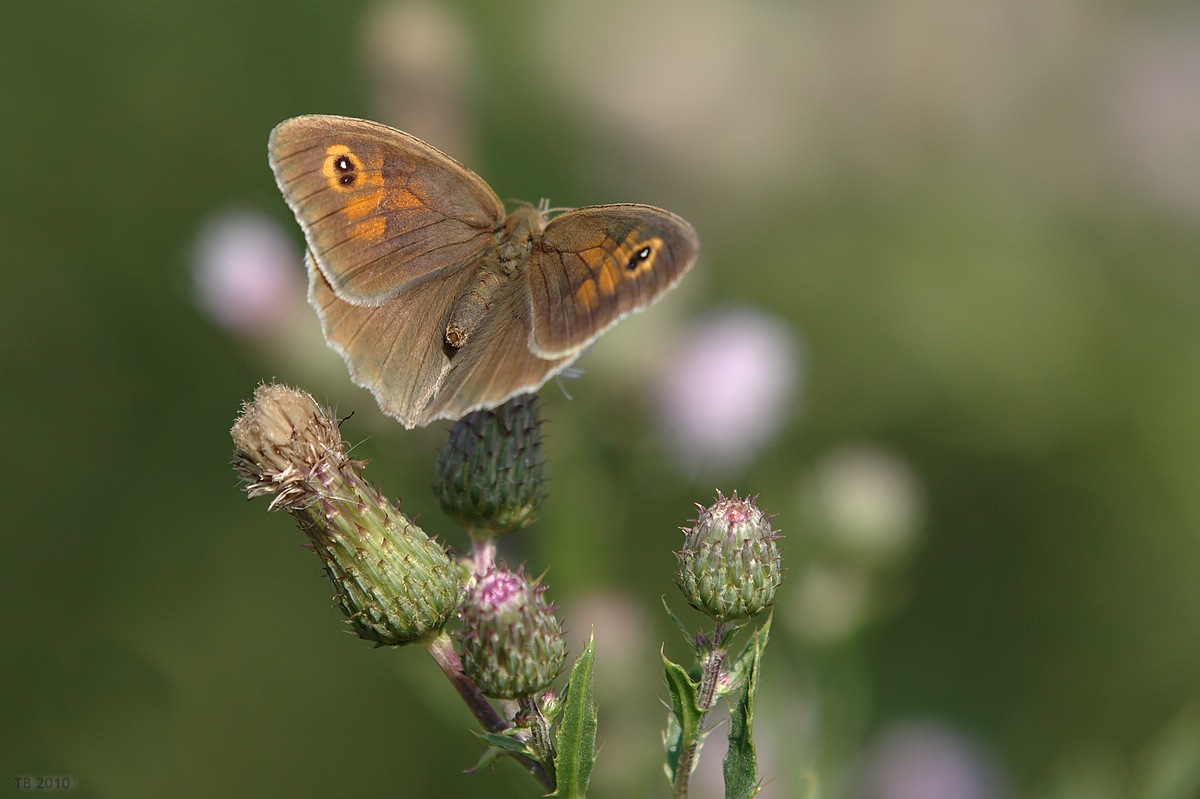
[3,1,1199,797]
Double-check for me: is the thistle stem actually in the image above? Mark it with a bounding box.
[425,631,554,792]
[673,622,731,799]
[470,535,497,575]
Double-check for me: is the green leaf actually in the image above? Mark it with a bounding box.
[723,624,765,799]
[476,731,536,757]
[466,732,537,775]
[552,637,597,798]
[662,650,704,785]
[721,613,772,700]
[662,596,699,652]
[466,730,539,777]
[466,744,506,775]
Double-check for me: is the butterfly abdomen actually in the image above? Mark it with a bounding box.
[445,265,505,348]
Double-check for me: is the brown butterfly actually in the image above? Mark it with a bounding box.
[268,115,699,428]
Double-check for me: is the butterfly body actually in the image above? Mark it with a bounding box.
[269,115,698,428]
[443,205,541,349]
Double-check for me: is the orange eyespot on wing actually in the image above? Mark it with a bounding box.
[316,145,389,242]
[269,115,506,305]
[322,145,369,191]
[528,204,698,359]
[581,233,665,300]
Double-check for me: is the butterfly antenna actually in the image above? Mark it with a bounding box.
[540,197,574,216]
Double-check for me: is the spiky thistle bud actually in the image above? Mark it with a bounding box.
[460,566,566,699]
[676,491,782,622]
[433,393,545,538]
[231,383,462,646]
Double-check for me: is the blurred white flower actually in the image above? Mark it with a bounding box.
[192,211,303,338]
[804,444,924,566]
[655,308,802,474]
[788,562,873,645]
[787,445,922,643]
[853,721,1011,799]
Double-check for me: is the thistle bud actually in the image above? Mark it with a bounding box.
[433,393,545,537]
[460,566,566,699]
[231,384,462,646]
[676,491,782,622]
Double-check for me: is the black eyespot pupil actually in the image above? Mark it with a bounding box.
[626,246,652,272]
[334,156,358,186]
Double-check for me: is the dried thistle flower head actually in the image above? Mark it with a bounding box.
[231,383,346,510]
[232,384,462,646]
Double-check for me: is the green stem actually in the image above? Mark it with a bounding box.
[673,622,731,799]
[425,631,555,792]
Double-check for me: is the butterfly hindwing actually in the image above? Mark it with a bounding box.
[527,204,699,359]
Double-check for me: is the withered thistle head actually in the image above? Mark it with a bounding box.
[232,384,462,646]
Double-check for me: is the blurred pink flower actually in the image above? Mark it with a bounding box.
[854,721,1010,799]
[192,211,303,338]
[655,308,802,474]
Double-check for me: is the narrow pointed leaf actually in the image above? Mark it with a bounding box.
[723,627,764,799]
[476,732,537,757]
[662,651,704,784]
[552,637,596,798]
[662,597,699,651]
[466,741,512,775]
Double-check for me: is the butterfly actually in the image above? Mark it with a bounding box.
[268,115,699,428]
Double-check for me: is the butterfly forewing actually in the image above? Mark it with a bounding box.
[269,116,505,304]
[527,205,699,359]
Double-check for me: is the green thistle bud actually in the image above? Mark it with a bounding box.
[231,384,462,646]
[460,566,566,699]
[433,393,545,537]
[676,491,782,622]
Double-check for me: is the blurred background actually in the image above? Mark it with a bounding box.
[3,1,1199,797]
